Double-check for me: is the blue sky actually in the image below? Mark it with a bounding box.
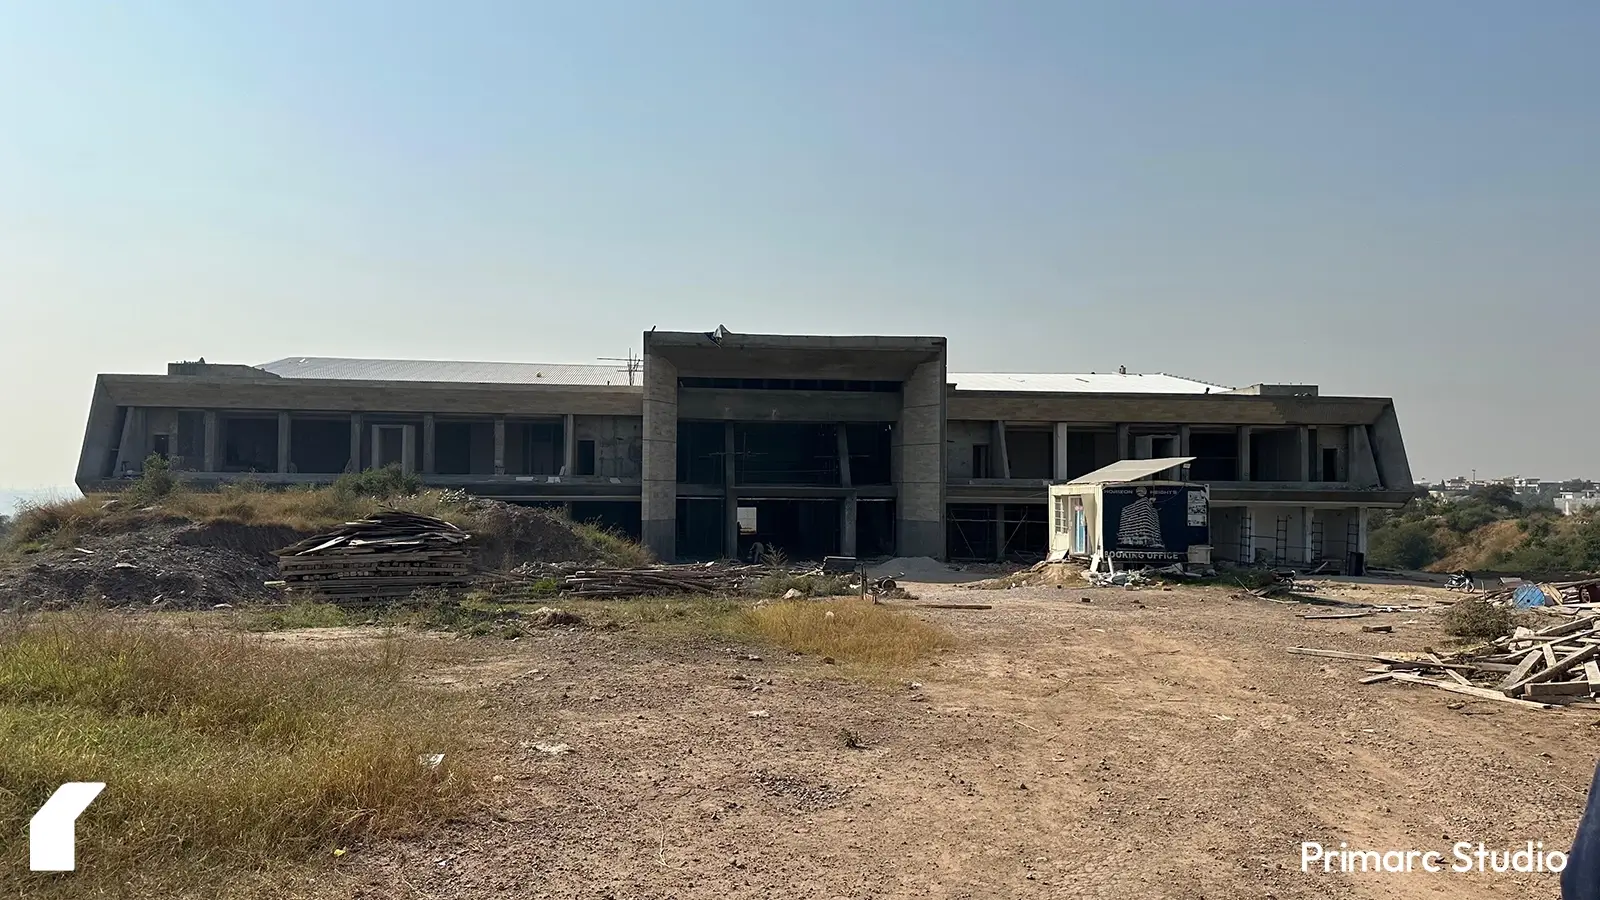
[2,0,1596,488]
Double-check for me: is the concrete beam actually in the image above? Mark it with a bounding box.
[203,411,219,473]
[641,350,679,560]
[493,417,506,476]
[96,374,643,417]
[677,389,899,422]
[277,412,290,474]
[945,392,1392,427]
[422,414,436,475]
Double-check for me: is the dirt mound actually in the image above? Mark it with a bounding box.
[867,556,975,584]
[463,500,640,568]
[172,520,311,559]
[967,560,1088,590]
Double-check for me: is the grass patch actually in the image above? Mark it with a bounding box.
[1441,595,1516,641]
[0,615,470,896]
[244,601,352,632]
[742,598,954,666]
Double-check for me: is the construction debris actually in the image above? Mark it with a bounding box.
[275,511,473,603]
[1296,612,1600,709]
[511,561,768,596]
[1474,577,1600,609]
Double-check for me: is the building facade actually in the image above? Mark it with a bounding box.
[76,330,1418,563]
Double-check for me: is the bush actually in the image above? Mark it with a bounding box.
[124,453,177,505]
[333,464,422,500]
[1366,520,1439,570]
[1441,596,1515,641]
[752,572,857,598]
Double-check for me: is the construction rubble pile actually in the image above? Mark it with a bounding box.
[275,512,473,604]
[1295,611,1600,711]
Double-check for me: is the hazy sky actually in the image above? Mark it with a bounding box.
[2,1,1596,490]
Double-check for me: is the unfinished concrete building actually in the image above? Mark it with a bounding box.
[76,331,1418,564]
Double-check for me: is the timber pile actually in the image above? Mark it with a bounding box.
[1477,577,1600,609]
[555,562,768,596]
[1290,613,1600,710]
[275,512,472,602]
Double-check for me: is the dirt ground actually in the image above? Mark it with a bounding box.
[298,579,1587,900]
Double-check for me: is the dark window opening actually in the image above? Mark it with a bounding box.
[508,421,562,476]
[1322,447,1340,482]
[577,440,597,476]
[1063,430,1118,480]
[946,504,998,561]
[676,421,725,484]
[289,417,350,474]
[151,434,170,460]
[1189,431,1239,481]
[676,498,725,561]
[972,445,991,479]
[732,423,839,486]
[435,421,493,475]
[175,411,206,472]
[1250,428,1299,481]
[679,376,900,393]
[844,423,893,486]
[1007,430,1053,479]
[222,417,277,472]
[1001,504,1048,558]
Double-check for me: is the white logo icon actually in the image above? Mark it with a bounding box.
[30,782,105,872]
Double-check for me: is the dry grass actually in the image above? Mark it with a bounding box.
[1441,596,1516,641]
[741,598,953,667]
[0,614,471,897]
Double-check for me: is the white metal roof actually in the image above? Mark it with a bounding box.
[949,372,1227,394]
[1066,457,1197,485]
[257,357,633,387]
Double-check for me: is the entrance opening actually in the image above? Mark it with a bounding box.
[736,499,840,561]
[151,433,170,460]
[972,445,991,479]
[175,411,206,471]
[289,417,350,474]
[1321,447,1340,482]
[857,499,896,557]
[1249,429,1300,481]
[676,498,723,561]
[1061,429,1118,480]
[221,416,278,473]
[507,421,562,476]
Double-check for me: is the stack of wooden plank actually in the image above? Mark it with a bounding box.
[1476,577,1600,609]
[275,512,472,603]
[1291,613,1600,710]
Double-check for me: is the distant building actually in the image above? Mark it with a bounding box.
[1556,491,1600,516]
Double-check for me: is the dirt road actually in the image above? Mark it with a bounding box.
[329,583,1590,899]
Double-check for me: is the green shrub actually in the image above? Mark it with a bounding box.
[1441,596,1514,641]
[333,464,422,500]
[1367,520,1439,570]
[124,453,178,505]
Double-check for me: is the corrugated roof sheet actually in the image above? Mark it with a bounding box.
[257,357,632,387]
[948,372,1228,394]
[1066,457,1197,484]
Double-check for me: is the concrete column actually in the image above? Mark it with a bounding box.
[1301,506,1315,563]
[1295,426,1310,483]
[493,417,506,475]
[1115,423,1131,461]
[1356,507,1369,555]
[563,413,577,477]
[1177,424,1193,481]
[722,422,738,559]
[992,421,1011,478]
[422,414,436,475]
[347,413,362,473]
[276,412,290,474]
[840,492,858,557]
[401,424,417,474]
[203,410,219,473]
[1053,423,1071,480]
[895,357,946,558]
[837,425,852,487]
[994,504,1005,561]
[641,352,680,560]
[1237,426,1253,482]
[115,407,139,474]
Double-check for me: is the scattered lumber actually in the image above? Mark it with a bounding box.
[275,511,472,604]
[1294,613,1600,710]
[503,561,769,596]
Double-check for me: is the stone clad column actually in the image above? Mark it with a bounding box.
[203,411,219,473]
[895,354,946,558]
[641,352,679,560]
[277,412,291,474]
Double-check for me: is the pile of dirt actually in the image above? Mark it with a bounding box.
[967,560,1088,591]
[0,520,307,610]
[462,500,637,568]
[867,556,973,585]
